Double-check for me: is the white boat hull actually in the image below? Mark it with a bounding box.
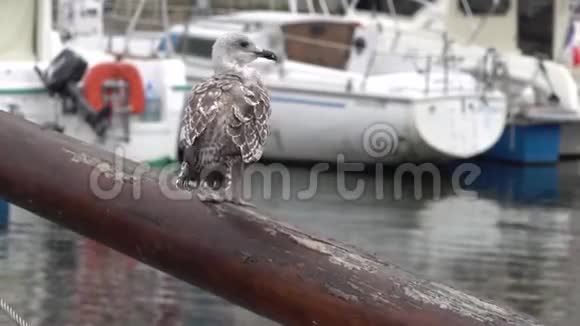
[174,11,508,165]
[258,88,507,164]
[184,67,507,165]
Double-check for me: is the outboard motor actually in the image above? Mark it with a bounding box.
[35,49,111,137]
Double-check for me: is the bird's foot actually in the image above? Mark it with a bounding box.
[194,187,254,207]
[194,188,227,203]
[176,178,196,192]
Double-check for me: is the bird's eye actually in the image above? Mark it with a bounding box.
[239,40,249,48]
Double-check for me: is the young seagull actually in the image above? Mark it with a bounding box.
[176,33,278,204]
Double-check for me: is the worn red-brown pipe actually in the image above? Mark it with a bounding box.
[0,112,541,326]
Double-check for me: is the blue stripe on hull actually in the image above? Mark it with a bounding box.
[172,84,347,109]
[271,95,346,109]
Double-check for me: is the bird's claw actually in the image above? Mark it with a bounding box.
[194,188,254,207]
[176,178,196,192]
[194,189,226,203]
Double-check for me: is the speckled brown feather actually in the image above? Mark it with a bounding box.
[179,73,271,180]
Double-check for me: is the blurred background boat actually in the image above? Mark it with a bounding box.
[0,0,510,166]
[342,0,580,162]
[152,0,580,164]
[162,3,508,164]
[0,0,187,164]
[45,0,580,165]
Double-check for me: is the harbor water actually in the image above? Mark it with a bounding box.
[2,159,580,325]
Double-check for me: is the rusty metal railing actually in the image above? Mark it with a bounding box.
[0,112,542,326]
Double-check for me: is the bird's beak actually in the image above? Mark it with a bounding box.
[255,49,278,62]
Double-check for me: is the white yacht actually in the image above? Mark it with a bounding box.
[342,0,580,162]
[168,10,508,164]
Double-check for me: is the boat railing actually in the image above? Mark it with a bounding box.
[101,0,174,58]
[103,0,499,95]
[105,0,362,34]
[287,0,332,15]
[103,0,263,58]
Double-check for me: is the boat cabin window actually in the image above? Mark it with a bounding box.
[517,0,554,59]
[104,0,113,14]
[458,0,511,16]
[281,21,356,70]
[352,0,431,16]
[175,36,214,58]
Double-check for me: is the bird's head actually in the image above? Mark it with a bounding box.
[212,33,278,73]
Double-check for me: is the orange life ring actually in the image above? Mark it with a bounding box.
[83,61,145,114]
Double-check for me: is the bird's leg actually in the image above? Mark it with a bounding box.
[175,161,195,191]
[222,159,234,201]
[230,160,254,207]
[193,161,253,207]
[194,163,229,203]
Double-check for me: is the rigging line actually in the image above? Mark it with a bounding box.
[0,297,30,326]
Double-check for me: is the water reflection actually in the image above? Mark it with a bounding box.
[466,160,560,203]
[1,160,580,325]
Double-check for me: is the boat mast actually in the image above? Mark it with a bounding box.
[123,0,174,57]
[287,0,330,14]
[306,0,315,13]
[319,0,330,15]
[288,0,298,13]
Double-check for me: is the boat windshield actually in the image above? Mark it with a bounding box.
[282,21,357,69]
[351,0,433,16]
[175,35,214,58]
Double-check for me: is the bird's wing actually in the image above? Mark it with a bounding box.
[179,77,232,149]
[179,75,271,163]
[226,81,271,163]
